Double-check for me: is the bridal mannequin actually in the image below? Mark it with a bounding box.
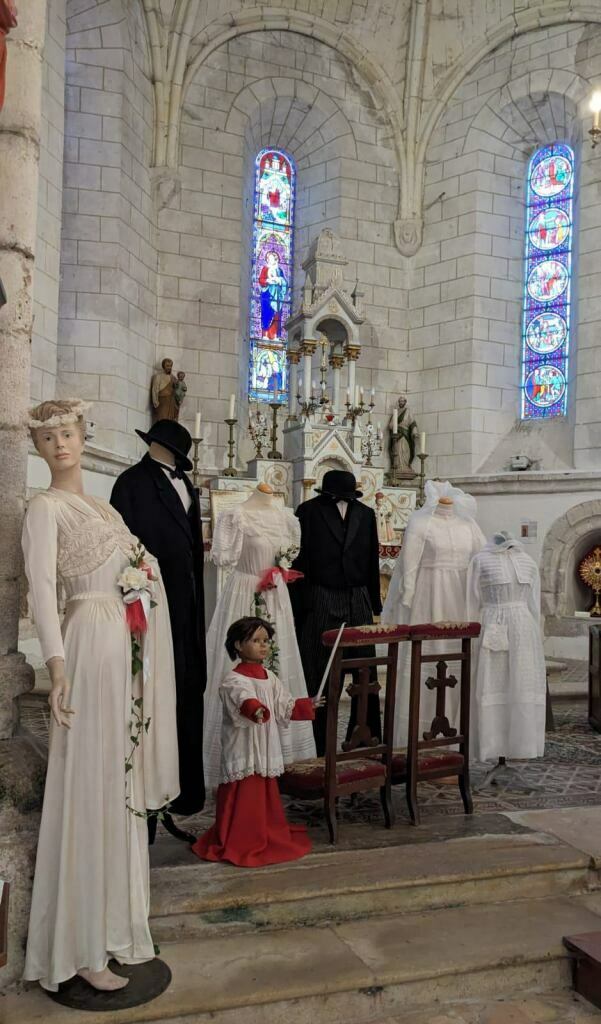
[22,400,179,994]
[203,484,315,792]
[382,480,485,745]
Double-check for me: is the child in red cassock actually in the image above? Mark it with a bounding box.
[192,617,322,867]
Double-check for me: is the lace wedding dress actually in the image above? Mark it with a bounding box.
[203,504,316,792]
[22,489,179,991]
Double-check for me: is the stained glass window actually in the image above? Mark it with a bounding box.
[521,143,574,419]
[248,148,295,403]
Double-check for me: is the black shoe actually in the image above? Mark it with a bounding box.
[162,812,197,845]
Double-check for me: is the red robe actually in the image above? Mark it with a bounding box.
[192,663,314,867]
[0,1,17,112]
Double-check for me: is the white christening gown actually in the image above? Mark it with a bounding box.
[467,544,546,761]
[382,504,486,747]
[22,489,179,991]
[203,504,316,791]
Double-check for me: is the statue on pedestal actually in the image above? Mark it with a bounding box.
[174,371,187,412]
[151,358,178,422]
[388,396,418,483]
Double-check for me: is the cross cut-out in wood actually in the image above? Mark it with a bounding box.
[423,659,457,741]
[342,668,381,751]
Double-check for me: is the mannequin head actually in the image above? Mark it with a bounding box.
[257,482,273,495]
[28,399,88,477]
[225,616,275,662]
[438,496,454,507]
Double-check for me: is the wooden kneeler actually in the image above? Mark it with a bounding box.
[563,933,601,1010]
[392,621,481,825]
[279,624,410,843]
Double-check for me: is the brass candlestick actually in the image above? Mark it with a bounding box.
[224,418,238,477]
[267,402,282,460]
[191,436,202,489]
[415,451,428,507]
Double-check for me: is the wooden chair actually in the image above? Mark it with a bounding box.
[0,880,8,969]
[391,621,481,825]
[279,624,410,843]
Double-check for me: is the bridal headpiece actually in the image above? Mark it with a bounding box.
[27,398,92,430]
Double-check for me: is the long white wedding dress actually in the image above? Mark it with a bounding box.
[468,538,546,761]
[203,503,316,791]
[22,489,179,991]
[382,494,485,747]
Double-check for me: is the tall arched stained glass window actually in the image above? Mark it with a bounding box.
[248,148,295,403]
[521,143,574,419]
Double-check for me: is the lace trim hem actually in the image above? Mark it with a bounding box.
[220,768,284,783]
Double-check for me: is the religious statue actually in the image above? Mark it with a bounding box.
[375,492,395,545]
[151,358,178,422]
[174,370,187,412]
[388,395,418,483]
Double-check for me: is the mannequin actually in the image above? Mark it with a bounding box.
[111,418,206,840]
[468,532,546,763]
[22,400,179,993]
[203,484,315,792]
[382,480,486,746]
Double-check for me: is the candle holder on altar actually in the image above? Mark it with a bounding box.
[345,393,374,426]
[415,451,429,508]
[297,390,319,420]
[223,418,238,477]
[267,402,283,460]
[248,406,269,459]
[361,420,383,467]
[191,436,203,489]
[579,545,601,617]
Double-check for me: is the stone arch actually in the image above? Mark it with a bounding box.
[540,500,601,617]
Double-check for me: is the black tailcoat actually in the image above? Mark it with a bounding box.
[111,453,206,814]
[292,495,382,754]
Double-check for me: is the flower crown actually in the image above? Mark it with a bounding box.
[27,399,92,430]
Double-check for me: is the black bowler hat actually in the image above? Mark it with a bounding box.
[136,419,193,471]
[316,470,363,500]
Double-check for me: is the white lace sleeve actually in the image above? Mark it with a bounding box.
[220,675,263,729]
[22,495,65,663]
[211,509,244,567]
[270,672,295,725]
[283,508,301,556]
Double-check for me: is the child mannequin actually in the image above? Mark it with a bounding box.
[192,617,323,867]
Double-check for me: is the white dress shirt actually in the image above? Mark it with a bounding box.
[151,457,192,513]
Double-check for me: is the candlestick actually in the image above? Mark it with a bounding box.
[194,411,201,439]
[267,402,282,460]
[191,435,203,489]
[415,451,429,508]
[420,431,427,454]
[224,417,238,477]
[228,393,236,420]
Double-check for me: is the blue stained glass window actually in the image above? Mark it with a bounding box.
[248,148,295,403]
[521,143,574,419]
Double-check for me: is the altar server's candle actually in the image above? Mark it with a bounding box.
[420,431,427,453]
[273,384,279,403]
[229,394,236,420]
[392,408,398,433]
[194,411,201,438]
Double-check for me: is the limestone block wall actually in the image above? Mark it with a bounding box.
[416,23,601,478]
[30,0,66,403]
[158,30,407,470]
[57,0,157,458]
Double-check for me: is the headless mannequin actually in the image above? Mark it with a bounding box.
[149,440,175,466]
[33,422,128,993]
[242,481,276,510]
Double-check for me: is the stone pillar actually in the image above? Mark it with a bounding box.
[287,348,300,420]
[330,353,344,415]
[0,0,48,989]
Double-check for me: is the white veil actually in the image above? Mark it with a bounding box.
[381,480,479,623]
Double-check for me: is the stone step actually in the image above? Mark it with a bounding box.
[149,833,593,941]
[7,895,601,1024]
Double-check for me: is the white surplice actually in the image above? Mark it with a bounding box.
[467,541,546,761]
[382,502,486,746]
[203,505,315,791]
[22,489,179,991]
[219,669,297,783]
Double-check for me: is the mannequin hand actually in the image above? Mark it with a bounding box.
[312,696,326,709]
[254,708,265,723]
[47,658,74,728]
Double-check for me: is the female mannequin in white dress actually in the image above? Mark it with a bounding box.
[382,481,486,746]
[204,484,315,792]
[468,532,546,761]
[22,400,179,993]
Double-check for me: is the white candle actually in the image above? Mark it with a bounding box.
[194,411,201,438]
[420,431,427,453]
[273,383,279,403]
[312,379,317,395]
[360,386,364,401]
[228,394,236,420]
[392,408,398,434]
[354,385,360,406]
[371,388,375,399]
[346,388,350,403]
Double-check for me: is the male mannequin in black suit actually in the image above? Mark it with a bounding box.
[292,470,382,755]
[111,420,206,842]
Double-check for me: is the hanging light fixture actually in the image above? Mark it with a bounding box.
[589,91,601,148]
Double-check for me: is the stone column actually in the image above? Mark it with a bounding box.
[287,348,300,420]
[330,353,344,415]
[0,0,47,989]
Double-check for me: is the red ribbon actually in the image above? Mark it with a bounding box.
[257,566,304,592]
[125,597,148,634]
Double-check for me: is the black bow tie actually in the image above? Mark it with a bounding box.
[156,461,185,480]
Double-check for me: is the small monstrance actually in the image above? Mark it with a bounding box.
[578,545,601,617]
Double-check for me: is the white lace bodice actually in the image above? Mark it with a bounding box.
[211,504,300,576]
